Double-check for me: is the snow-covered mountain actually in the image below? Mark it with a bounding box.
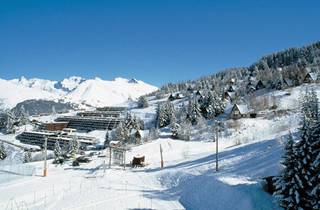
[0,76,158,108]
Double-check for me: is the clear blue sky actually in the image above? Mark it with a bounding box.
[0,0,319,86]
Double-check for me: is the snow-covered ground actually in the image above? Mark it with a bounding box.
[0,136,284,210]
[0,83,319,209]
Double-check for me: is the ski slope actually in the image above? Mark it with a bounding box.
[0,135,284,210]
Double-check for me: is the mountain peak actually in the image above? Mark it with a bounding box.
[128,78,139,84]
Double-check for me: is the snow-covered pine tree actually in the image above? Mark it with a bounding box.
[309,117,320,209]
[137,95,149,108]
[23,151,31,163]
[54,141,63,162]
[310,152,320,209]
[199,90,225,119]
[114,121,129,142]
[274,132,300,209]
[157,101,174,128]
[0,142,7,160]
[5,110,15,134]
[177,121,192,141]
[187,98,202,125]
[69,136,79,158]
[18,105,29,125]
[170,111,179,139]
[291,117,314,209]
[300,88,318,124]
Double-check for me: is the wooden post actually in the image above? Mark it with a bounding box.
[160,144,164,168]
[43,136,48,177]
[215,127,218,172]
[109,146,112,168]
[123,149,126,170]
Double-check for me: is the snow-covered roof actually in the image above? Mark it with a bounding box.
[109,140,120,145]
[283,78,293,86]
[306,72,317,81]
[225,91,235,99]
[234,104,250,114]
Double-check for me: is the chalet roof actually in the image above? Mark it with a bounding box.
[234,104,250,114]
[225,91,235,99]
[283,78,293,86]
[109,140,120,145]
[306,72,317,81]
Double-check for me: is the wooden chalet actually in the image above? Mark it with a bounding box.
[168,94,175,101]
[230,104,252,119]
[255,80,265,90]
[224,91,235,102]
[303,72,318,83]
[283,78,293,87]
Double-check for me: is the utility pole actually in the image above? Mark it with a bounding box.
[43,136,48,177]
[160,144,164,168]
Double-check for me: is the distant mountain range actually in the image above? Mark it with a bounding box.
[0,76,158,109]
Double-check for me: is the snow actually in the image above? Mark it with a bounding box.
[0,137,283,210]
[0,78,59,109]
[67,77,157,107]
[1,83,319,209]
[0,76,158,109]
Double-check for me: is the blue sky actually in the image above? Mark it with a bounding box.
[0,0,319,86]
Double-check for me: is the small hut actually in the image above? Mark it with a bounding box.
[168,94,175,101]
[283,78,293,87]
[303,72,317,83]
[255,80,265,90]
[132,155,145,167]
[230,104,251,119]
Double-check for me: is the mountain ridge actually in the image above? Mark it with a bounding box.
[0,76,158,109]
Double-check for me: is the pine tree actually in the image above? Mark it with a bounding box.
[114,122,129,142]
[309,119,320,209]
[291,117,314,209]
[69,136,79,158]
[23,151,31,163]
[0,142,7,160]
[187,98,202,125]
[274,133,300,209]
[157,102,174,128]
[137,96,149,108]
[170,112,179,139]
[310,152,320,209]
[177,121,192,141]
[199,91,225,119]
[54,141,63,162]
